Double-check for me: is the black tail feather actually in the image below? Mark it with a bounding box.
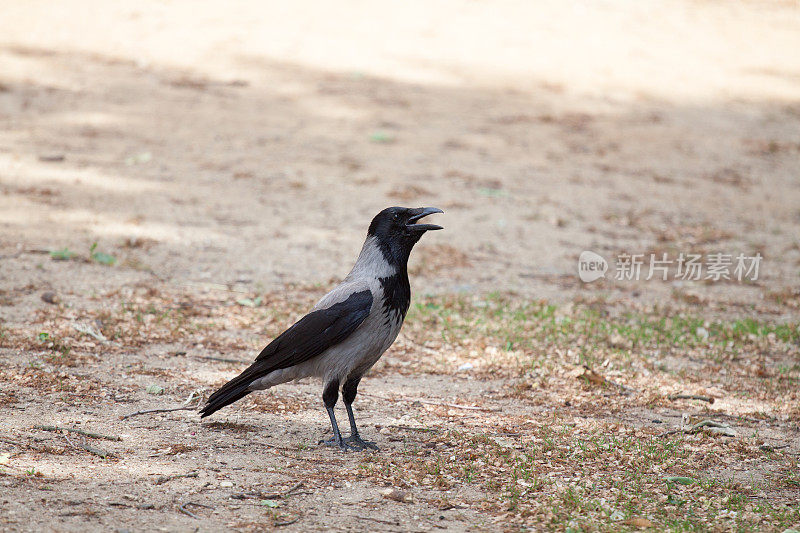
[200,375,254,418]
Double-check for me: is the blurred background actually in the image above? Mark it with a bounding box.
[1,0,799,304]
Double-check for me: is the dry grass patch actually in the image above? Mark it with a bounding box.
[2,286,798,531]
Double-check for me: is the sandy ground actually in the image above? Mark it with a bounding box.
[1,1,800,531]
[1,0,799,301]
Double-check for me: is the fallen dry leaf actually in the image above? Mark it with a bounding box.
[568,365,607,386]
[623,517,654,528]
[380,488,412,503]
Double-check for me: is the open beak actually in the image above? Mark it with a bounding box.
[406,207,444,232]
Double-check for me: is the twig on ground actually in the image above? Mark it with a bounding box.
[275,516,300,527]
[177,501,213,520]
[1,247,65,259]
[388,425,440,433]
[63,433,77,450]
[71,323,113,345]
[155,472,199,485]
[660,419,736,438]
[362,392,500,412]
[62,434,111,458]
[231,482,305,500]
[178,503,199,519]
[188,502,214,509]
[196,355,248,364]
[108,502,132,508]
[80,444,111,458]
[122,405,197,420]
[122,390,201,420]
[668,393,715,404]
[759,444,790,452]
[356,516,400,526]
[34,425,122,441]
[606,378,638,394]
[686,419,736,436]
[109,501,156,510]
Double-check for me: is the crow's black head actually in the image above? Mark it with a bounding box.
[367,206,443,265]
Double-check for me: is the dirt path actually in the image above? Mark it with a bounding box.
[1,1,799,303]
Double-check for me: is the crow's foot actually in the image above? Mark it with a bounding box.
[318,435,378,452]
[319,436,356,452]
[346,434,379,451]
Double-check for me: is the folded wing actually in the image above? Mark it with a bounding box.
[200,289,373,417]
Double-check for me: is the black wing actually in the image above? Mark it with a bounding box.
[200,289,373,417]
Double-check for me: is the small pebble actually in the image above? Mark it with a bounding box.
[41,292,59,304]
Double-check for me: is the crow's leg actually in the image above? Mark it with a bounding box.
[319,379,348,450]
[318,379,364,452]
[341,375,379,451]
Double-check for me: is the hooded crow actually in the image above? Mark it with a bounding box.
[200,206,443,451]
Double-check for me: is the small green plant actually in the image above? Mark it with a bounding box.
[37,331,71,357]
[369,131,395,143]
[89,242,116,265]
[49,248,76,260]
[478,187,508,198]
[237,296,263,308]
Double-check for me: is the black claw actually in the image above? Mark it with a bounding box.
[319,436,361,452]
[348,434,379,451]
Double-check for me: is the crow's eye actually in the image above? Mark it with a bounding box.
[393,213,400,221]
